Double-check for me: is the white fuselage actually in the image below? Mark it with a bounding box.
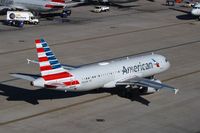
[54,54,170,92]
[191,3,200,16]
[0,0,65,12]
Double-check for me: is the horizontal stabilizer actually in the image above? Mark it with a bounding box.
[27,59,77,70]
[10,73,40,81]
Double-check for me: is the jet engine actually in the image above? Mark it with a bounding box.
[139,79,161,93]
[31,78,45,87]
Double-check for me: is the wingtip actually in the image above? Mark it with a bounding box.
[174,89,179,94]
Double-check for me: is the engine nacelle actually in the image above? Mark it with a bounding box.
[139,79,161,93]
[31,78,45,87]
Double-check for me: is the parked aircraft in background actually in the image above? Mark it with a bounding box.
[170,2,200,20]
[11,39,178,95]
[191,3,200,19]
[0,0,82,17]
[77,0,154,5]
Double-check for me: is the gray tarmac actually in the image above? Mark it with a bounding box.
[0,0,200,133]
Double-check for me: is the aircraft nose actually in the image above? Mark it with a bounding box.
[166,61,170,69]
[191,9,197,15]
[163,57,170,70]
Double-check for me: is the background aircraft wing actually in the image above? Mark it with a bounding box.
[64,1,85,8]
[10,5,28,10]
[0,6,9,10]
[116,76,178,94]
[10,73,40,81]
[0,5,27,15]
[0,6,10,14]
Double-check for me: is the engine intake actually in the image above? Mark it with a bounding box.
[139,79,161,93]
[31,78,45,87]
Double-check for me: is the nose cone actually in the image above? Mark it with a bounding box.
[161,56,170,71]
[191,9,197,16]
[166,61,170,70]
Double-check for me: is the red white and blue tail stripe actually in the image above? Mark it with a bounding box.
[35,39,72,82]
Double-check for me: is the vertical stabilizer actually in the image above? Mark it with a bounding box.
[35,39,72,82]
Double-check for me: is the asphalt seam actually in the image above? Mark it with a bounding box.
[0,21,192,56]
[0,94,111,126]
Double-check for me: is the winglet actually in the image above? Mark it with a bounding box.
[174,88,179,94]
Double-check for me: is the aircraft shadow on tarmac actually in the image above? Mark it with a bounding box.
[176,14,197,20]
[0,83,150,106]
[168,7,197,20]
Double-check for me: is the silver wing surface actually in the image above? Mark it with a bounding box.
[116,76,178,94]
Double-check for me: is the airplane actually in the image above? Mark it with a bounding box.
[74,0,154,8]
[78,0,154,5]
[0,0,81,17]
[169,2,200,20]
[11,39,178,96]
[191,2,200,19]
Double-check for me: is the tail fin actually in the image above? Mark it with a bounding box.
[35,39,72,81]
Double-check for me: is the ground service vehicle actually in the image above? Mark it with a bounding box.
[6,11,39,25]
[92,6,109,13]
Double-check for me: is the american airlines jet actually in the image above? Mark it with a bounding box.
[0,0,66,12]
[11,39,178,95]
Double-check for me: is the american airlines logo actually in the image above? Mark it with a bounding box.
[152,59,160,67]
[122,62,153,74]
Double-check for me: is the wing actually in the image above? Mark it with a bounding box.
[10,5,28,10]
[10,73,40,81]
[0,6,10,10]
[116,76,178,94]
[0,6,11,14]
[64,1,85,8]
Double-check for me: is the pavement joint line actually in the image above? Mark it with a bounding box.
[0,94,111,126]
[0,39,198,75]
[163,69,200,82]
[0,7,173,32]
[0,21,193,56]
[0,69,200,126]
